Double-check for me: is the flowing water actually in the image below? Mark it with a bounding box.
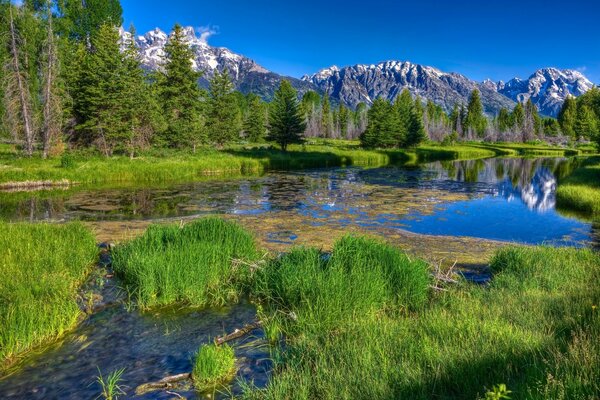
[0,156,597,399]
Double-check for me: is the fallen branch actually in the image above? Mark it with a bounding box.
[0,179,74,191]
[135,373,191,395]
[215,321,263,346]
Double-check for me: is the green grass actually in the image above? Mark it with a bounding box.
[0,140,582,186]
[111,218,260,309]
[192,343,236,391]
[0,222,98,367]
[245,244,600,400]
[556,156,600,218]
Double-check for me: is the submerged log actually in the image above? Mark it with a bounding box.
[215,321,263,346]
[135,373,191,395]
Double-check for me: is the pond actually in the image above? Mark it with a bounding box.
[0,157,596,247]
[0,156,597,399]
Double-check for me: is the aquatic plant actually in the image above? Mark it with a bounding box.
[112,217,260,309]
[192,343,236,391]
[96,367,126,400]
[0,222,97,367]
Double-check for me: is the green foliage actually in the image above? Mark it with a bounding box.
[207,69,241,146]
[243,94,267,142]
[112,217,259,309]
[406,96,427,147]
[0,222,97,365]
[321,93,333,137]
[360,98,401,148]
[96,367,126,400]
[558,97,578,138]
[464,89,487,137]
[267,80,306,151]
[192,344,236,390]
[158,24,204,148]
[60,151,76,168]
[574,104,598,141]
[556,156,600,217]
[483,384,512,400]
[56,0,122,42]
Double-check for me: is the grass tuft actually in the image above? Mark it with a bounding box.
[192,343,236,391]
[111,217,260,309]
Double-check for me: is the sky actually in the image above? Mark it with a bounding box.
[122,0,600,83]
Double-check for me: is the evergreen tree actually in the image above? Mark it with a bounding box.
[393,89,412,146]
[267,80,305,151]
[406,97,426,147]
[511,102,525,130]
[496,108,512,132]
[464,89,487,137]
[321,93,333,137]
[574,105,598,140]
[338,104,349,138]
[542,118,561,137]
[207,69,241,147]
[158,24,204,148]
[361,98,400,148]
[57,0,122,44]
[243,94,267,142]
[73,23,128,155]
[558,96,577,138]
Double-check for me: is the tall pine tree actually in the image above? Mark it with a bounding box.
[243,94,267,143]
[558,96,578,139]
[464,89,487,137]
[158,24,204,149]
[267,80,305,151]
[207,69,241,147]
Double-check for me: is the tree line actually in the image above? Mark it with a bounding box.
[1,0,598,157]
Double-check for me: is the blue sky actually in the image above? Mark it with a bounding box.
[122,0,600,83]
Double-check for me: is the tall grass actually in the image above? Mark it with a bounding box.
[556,156,600,217]
[192,343,236,391]
[0,222,97,366]
[245,245,600,400]
[111,218,260,309]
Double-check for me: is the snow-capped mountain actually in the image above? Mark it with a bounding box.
[302,61,516,115]
[119,27,315,99]
[489,68,594,117]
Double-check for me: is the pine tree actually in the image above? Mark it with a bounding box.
[496,108,511,132]
[57,0,122,44]
[361,98,399,148]
[574,105,598,140]
[243,94,267,142]
[464,89,487,137]
[267,80,305,151]
[406,96,427,147]
[558,96,578,139]
[73,23,127,155]
[158,24,204,148]
[511,102,525,131]
[207,69,241,147]
[321,93,333,138]
[338,104,349,139]
[393,89,412,146]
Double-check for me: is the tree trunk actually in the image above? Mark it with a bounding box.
[42,2,58,159]
[8,6,35,157]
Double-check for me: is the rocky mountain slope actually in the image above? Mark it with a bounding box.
[122,27,594,116]
[485,68,593,116]
[119,27,315,99]
[302,61,516,115]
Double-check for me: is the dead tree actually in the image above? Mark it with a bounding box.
[41,1,62,158]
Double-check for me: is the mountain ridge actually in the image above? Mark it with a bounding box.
[121,26,595,117]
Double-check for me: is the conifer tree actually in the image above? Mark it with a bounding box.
[207,69,241,147]
[393,89,412,146]
[511,102,525,131]
[321,93,333,137]
[338,104,349,138]
[243,94,267,142]
[406,96,427,146]
[267,80,305,151]
[73,23,127,155]
[57,0,122,44]
[496,108,511,132]
[574,104,598,140]
[558,96,578,139]
[361,98,399,148]
[158,24,204,148]
[464,89,487,137]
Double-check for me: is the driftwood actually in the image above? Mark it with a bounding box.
[135,373,191,395]
[215,321,263,346]
[0,179,73,191]
[135,321,264,395]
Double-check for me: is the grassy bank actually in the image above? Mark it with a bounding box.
[246,241,599,399]
[0,140,584,186]
[0,223,97,367]
[556,156,600,218]
[111,218,260,309]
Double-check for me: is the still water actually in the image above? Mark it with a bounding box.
[1,157,595,246]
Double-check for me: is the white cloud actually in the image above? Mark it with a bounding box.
[196,25,219,44]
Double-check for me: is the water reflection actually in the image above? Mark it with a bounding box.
[0,157,593,246]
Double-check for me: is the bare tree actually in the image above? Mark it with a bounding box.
[41,1,62,158]
[3,5,36,156]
